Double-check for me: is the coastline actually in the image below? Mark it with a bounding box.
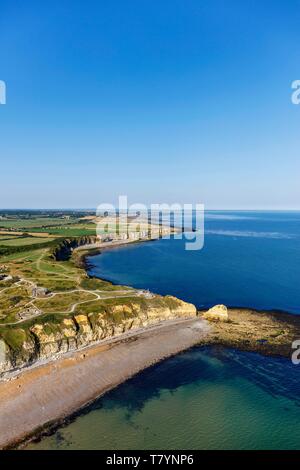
[73,233,175,269]
[0,317,210,449]
[80,240,300,318]
[1,307,298,450]
[1,237,300,449]
[81,242,300,359]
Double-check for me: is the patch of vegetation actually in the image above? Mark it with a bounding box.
[0,328,30,352]
[0,238,61,257]
[80,277,130,291]
[0,237,55,247]
[0,217,81,230]
[164,296,182,309]
[34,291,95,313]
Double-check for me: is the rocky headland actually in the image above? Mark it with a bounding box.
[0,295,197,375]
[199,305,300,358]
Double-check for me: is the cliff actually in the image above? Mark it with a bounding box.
[49,236,98,261]
[0,295,196,375]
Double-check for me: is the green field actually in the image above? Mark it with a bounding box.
[0,214,97,238]
[0,211,178,376]
[0,217,78,229]
[29,226,96,236]
[0,215,153,238]
[0,210,124,324]
[0,212,164,328]
[0,237,55,247]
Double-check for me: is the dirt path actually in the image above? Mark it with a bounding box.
[0,284,141,325]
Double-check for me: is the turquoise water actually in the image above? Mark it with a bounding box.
[27,211,300,450]
[27,347,300,450]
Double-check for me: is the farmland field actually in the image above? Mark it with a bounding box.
[0,210,167,325]
[0,237,55,246]
[29,226,97,236]
[0,214,97,238]
[0,217,78,229]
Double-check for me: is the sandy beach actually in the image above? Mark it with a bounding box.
[0,317,209,449]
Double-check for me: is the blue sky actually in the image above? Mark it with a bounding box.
[0,0,299,209]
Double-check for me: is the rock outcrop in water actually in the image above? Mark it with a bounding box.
[199,307,300,357]
[203,304,229,322]
[0,295,196,375]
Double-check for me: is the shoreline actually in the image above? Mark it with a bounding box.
[74,234,171,270]
[0,317,210,449]
[1,236,299,449]
[80,240,300,317]
[1,308,299,450]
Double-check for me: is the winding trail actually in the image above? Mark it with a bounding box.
[0,279,141,325]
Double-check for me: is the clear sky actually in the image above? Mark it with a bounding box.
[0,0,299,209]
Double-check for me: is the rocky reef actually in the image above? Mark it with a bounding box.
[199,307,300,357]
[0,295,196,375]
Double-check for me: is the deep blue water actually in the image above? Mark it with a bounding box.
[88,211,300,314]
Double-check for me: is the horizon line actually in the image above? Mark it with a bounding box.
[1,208,300,212]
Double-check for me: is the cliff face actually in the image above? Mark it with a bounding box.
[50,236,98,261]
[0,295,196,375]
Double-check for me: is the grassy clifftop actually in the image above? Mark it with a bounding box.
[0,293,196,374]
[0,216,196,375]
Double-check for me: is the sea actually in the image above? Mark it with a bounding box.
[27,211,300,450]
